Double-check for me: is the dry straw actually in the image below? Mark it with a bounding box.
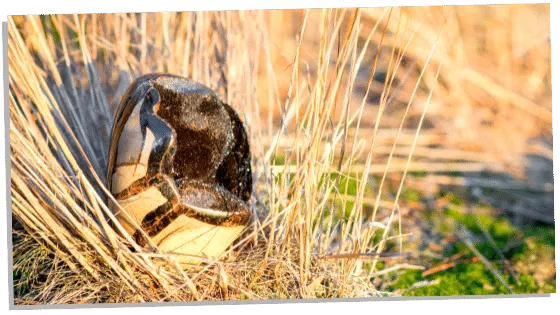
[9,5,551,304]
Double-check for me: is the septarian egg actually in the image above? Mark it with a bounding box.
[107,73,252,264]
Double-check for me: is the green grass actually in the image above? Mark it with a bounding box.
[388,192,555,296]
[270,171,555,296]
[408,170,428,177]
[273,171,555,297]
[391,265,544,296]
[402,188,422,203]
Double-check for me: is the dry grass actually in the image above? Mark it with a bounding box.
[8,4,552,304]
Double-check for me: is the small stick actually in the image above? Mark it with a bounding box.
[422,257,480,277]
[404,278,441,292]
[367,263,426,278]
[320,251,412,261]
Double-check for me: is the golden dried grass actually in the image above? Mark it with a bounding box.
[8,4,551,304]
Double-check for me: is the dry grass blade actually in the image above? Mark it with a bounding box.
[9,10,398,302]
[9,5,551,304]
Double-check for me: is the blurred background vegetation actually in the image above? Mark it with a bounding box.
[265,4,554,295]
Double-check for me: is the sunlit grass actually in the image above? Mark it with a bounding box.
[8,4,552,304]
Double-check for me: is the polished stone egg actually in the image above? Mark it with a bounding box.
[106,73,252,263]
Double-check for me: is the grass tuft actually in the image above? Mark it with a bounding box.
[8,5,552,303]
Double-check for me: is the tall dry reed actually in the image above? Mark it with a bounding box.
[9,4,551,304]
